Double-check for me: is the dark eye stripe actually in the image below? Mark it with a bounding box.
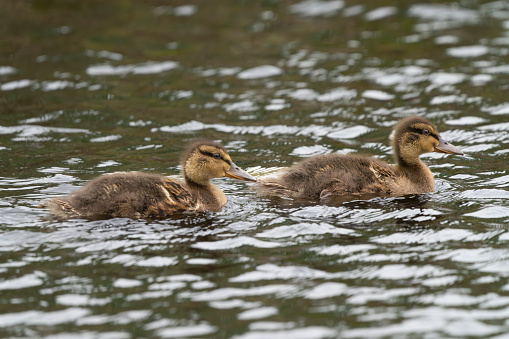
[407,127,439,141]
[198,150,231,165]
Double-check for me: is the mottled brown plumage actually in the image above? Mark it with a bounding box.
[258,116,463,200]
[44,141,256,219]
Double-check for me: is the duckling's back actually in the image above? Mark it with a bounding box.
[48,172,195,219]
[259,153,397,199]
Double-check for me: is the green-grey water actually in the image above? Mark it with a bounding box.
[1,0,509,338]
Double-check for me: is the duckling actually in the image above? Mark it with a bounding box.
[258,116,463,200]
[45,141,256,219]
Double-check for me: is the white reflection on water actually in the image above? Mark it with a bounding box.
[408,3,479,23]
[157,323,217,338]
[465,206,509,219]
[181,284,299,302]
[233,326,337,339]
[113,278,142,288]
[192,236,286,250]
[256,222,355,239]
[361,89,395,101]
[157,120,370,140]
[289,0,345,17]
[0,79,33,91]
[0,65,16,75]
[86,61,178,76]
[238,306,279,320]
[289,145,331,157]
[304,282,348,299]
[446,116,487,125]
[237,65,283,79]
[446,45,490,58]
[316,87,357,102]
[0,124,89,142]
[0,308,90,327]
[0,272,44,290]
[229,264,341,282]
[365,6,397,21]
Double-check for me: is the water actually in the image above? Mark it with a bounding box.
[1,0,509,338]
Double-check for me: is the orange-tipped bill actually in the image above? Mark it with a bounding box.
[225,162,257,182]
[434,136,463,155]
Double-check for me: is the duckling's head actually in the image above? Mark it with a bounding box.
[181,141,256,185]
[391,116,463,167]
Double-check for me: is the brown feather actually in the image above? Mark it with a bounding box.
[259,116,461,200]
[43,141,254,219]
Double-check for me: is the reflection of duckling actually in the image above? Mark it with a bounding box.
[259,116,463,200]
[45,141,256,219]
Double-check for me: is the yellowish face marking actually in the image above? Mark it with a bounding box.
[396,121,440,165]
[185,145,233,184]
[408,122,440,153]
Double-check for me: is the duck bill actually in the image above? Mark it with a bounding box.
[225,162,257,182]
[434,136,464,155]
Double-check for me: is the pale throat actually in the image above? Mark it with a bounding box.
[189,182,227,210]
[393,141,423,168]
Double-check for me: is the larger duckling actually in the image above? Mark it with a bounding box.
[46,141,256,219]
[258,116,463,200]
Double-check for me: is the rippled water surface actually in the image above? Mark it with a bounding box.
[1,0,509,338]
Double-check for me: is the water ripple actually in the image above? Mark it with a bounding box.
[157,120,370,140]
[192,236,288,250]
[86,61,178,76]
[0,308,90,327]
[229,264,341,282]
[373,229,474,244]
[237,65,283,79]
[233,327,337,339]
[181,284,298,302]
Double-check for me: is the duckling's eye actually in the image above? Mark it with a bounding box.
[212,153,221,159]
[422,129,430,135]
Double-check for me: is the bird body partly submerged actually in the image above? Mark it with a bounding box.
[259,116,463,200]
[45,141,256,219]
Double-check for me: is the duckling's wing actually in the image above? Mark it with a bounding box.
[307,157,397,198]
[369,162,396,181]
[143,178,195,217]
[161,179,194,205]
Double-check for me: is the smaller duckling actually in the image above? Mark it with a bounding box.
[258,116,463,200]
[45,141,256,219]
